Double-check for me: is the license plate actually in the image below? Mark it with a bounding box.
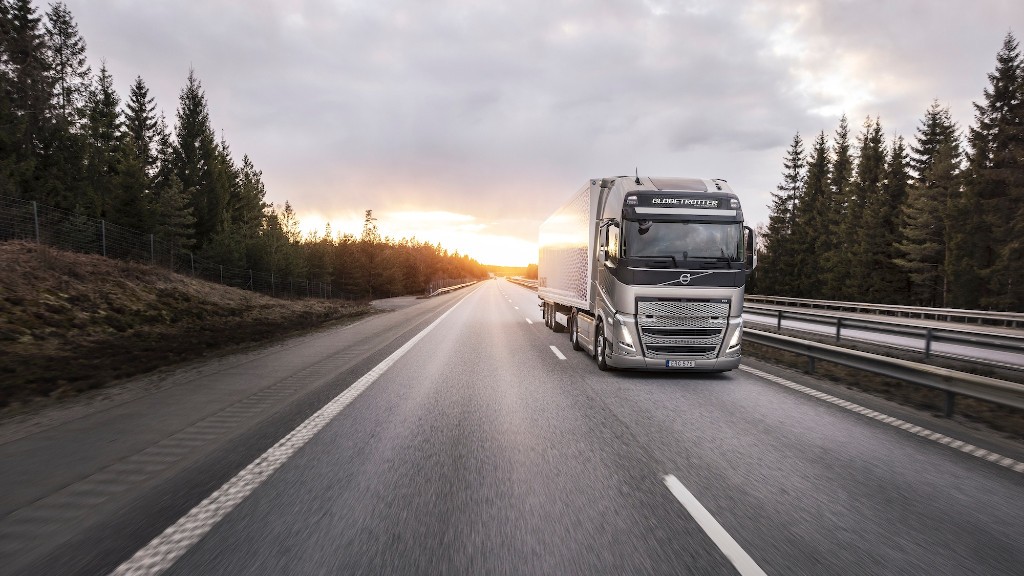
[666,360,696,368]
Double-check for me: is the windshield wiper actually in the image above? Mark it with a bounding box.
[632,255,679,267]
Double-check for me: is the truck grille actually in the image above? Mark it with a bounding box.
[636,300,729,358]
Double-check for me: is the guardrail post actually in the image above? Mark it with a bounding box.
[924,328,933,359]
[944,392,956,417]
[101,220,106,257]
[777,310,783,331]
[190,252,194,275]
[32,201,40,243]
[150,234,154,263]
[807,356,816,374]
[836,318,842,342]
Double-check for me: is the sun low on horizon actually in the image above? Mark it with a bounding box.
[295,209,538,268]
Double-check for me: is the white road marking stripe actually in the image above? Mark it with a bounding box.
[740,365,1024,474]
[525,318,533,325]
[110,298,468,576]
[550,346,566,360]
[663,475,768,576]
[514,306,519,310]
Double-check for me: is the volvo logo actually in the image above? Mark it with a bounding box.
[680,273,692,285]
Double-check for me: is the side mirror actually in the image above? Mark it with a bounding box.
[744,226,757,271]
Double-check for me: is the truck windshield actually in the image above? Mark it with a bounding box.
[623,221,742,264]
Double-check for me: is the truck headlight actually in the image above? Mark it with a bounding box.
[726,322,743,351]
[615,314,635,350]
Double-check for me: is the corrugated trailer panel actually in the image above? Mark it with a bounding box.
[537,182,594,310]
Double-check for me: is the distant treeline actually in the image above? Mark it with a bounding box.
[754,33,1024,312]
[0,1,487,298]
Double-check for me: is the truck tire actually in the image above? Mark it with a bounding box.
[595,325,610,371]
[570,310,583,351]
[543,302,551,328]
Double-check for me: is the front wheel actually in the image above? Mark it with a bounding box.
[595,325,610,371]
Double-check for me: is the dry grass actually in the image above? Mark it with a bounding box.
[0,241,374,408]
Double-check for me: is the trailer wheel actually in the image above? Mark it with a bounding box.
[543,303,551,328]
[569,310,582,351]
[595,326,610,371]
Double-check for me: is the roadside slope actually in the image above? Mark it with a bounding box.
[0,241,373,410]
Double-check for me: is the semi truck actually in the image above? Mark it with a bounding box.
[537,176,756,371]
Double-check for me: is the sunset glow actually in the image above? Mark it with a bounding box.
[295,209,538,267]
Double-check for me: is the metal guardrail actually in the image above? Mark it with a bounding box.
[745,295,1024,329]
[744,304,1024,368]
[745,328,1024,416]
[421,280,479,298]
[506,277,538,290]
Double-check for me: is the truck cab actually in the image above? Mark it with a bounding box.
[538,176,755,372]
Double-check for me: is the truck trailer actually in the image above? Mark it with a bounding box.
[537,176,756,371]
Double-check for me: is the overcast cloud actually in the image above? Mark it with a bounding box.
[60,0,1022,264]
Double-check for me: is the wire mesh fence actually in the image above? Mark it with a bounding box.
[0,195,332,299]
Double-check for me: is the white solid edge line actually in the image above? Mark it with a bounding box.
[663,475,768,576]
[525,318,533,325]
[550,345,566,360]
[110,297,469,576]
[739,365,1024,474]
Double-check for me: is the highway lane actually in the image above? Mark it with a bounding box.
[744,310,1024,369]
[111,279,1022,575]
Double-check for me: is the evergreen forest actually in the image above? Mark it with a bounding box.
[0,1,487,299]
[754,32,1024,312]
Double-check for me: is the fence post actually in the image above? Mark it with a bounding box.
[249,269,253,290]
[271,272,275,297]
[190,252,195,275]
[220,265,224,284]
[150,234,154,263]
[101,220,106,257]
[32,201,40,243]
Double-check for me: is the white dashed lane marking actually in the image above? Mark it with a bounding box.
[740,365,1024,474]
[663,475,768,576]
[550,346,566,360]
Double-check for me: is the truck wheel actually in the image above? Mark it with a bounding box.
[543,303,551,328]
[570,310,583,351]
[595,326,610,371]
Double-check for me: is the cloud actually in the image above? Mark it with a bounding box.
[62,0,1024,250]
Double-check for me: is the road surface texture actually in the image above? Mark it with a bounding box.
[2,279,1022,575]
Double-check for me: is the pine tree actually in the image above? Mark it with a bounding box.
[82,62,122,219]
[122,76,159,176]
[152,173,195,251]
[965,32,1024,311]
[898,138,960,307]
[897,102,962,307]
[793,131,831,298]
[43,2,89,127]
[821,115,855,300]
[844,116,887,301]
[863,135,910,303]
[1,0,51,200]
[757,133,805,295]
[173,69,224,249]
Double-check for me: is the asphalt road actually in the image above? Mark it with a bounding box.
[4,279,1023,575]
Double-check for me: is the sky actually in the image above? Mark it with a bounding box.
[58,0,1022,266]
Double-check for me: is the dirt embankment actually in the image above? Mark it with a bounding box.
[0,242,374,410]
